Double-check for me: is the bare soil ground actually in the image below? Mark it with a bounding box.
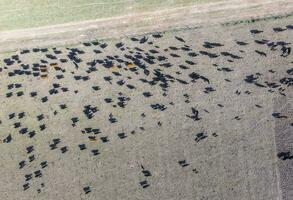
[0,1,292,200]
[0,15,292,200]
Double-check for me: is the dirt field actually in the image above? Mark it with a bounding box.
[0,1,293,200]
[0,16,292,200]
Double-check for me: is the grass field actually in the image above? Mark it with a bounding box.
[0,0,216,31]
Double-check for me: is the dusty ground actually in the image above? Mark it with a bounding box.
[0,16,292,200]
